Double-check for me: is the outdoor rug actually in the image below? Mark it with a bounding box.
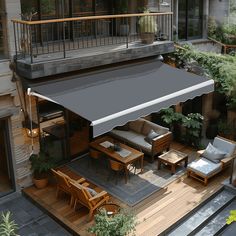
[67,152,197,207]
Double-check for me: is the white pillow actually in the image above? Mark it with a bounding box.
[202,143,226,163]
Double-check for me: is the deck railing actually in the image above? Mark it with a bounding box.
[208,37,236,55]
[12,12,173,63]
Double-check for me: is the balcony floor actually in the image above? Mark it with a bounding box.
[16,39,174,79]
[22,141,229,235]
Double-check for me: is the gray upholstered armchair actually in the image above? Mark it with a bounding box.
[187,136,236,185]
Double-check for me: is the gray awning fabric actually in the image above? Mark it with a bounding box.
[28,60,214,137]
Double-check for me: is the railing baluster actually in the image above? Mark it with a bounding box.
[29,25,33,63]
[62,22,66,58]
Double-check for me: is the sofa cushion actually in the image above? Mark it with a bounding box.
[131,135,152,153]
[129,119,144,133]
[144,129,160,144]
[213,137,236,158]
[110,130,139,143]
[202,143,226,163]
[142,120,169,136]
[187,158,222,177]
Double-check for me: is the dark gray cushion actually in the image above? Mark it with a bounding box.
[144,129,160,144]
[202,143,226,163]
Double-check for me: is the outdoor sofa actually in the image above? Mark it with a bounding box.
[109,118,172,162]
[187,136,236,185]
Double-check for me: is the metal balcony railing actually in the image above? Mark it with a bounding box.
[12,12,173,63]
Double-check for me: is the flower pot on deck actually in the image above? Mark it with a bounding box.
[33,177,48,189]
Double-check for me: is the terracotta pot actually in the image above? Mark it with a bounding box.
[33,177,48,189]
[140,33,155,44]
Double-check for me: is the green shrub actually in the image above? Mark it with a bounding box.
[88,208,137,236]
[226,210,236,224]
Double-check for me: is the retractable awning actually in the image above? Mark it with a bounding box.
[27,60,214,137]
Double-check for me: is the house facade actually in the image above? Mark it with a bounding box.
[0,0,230,200]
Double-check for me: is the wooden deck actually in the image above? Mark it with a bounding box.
[23,142,230,236]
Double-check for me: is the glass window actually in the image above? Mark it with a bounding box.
[0,0,7,59]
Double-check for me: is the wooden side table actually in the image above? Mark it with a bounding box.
[158,149,188,174]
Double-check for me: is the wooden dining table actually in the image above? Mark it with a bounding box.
[89,136,144,183]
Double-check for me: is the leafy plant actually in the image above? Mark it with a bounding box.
[182,113,204,147]
[139,10,157,34]
[0,211,19,236]
[29,151,55,179]
[88,208,137,236]
[161,108,184,131]
[226,210,236,224]
[175,45,236,108]
[161,108,203,147]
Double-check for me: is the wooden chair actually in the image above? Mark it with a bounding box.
[69,181,109,221]
[107,159,125,184]
[51,169,85,206]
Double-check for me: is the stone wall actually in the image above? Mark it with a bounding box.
[209,0,230,24]
[0,0,39,190]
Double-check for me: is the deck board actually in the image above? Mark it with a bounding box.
[23,142,229,236]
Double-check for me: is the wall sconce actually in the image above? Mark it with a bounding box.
[22,119,39,138]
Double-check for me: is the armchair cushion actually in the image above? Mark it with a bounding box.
[86,187,97,197]
[144,129,160,144]
[187,158,221,177]
[213,137,236,158]
[202,143,226,163]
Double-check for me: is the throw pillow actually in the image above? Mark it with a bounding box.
[202,143,226,163]
[86,187,97,197]
[144,129,160,144]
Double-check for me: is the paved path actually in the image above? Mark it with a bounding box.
[0,193,72,236]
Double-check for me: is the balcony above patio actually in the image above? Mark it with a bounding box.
[12,12,174,79]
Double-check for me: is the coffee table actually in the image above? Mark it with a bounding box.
[158,149,188,174]
[90,136,144,183]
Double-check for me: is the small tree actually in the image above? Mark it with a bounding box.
[88,208,137,236]
[0,211,19,236]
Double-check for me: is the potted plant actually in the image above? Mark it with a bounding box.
[0,211,19,236]
[139,10,157,44]
[88,208,137,236]
[29,151,55,189]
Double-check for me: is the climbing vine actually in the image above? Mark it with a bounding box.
[174,45,236,108]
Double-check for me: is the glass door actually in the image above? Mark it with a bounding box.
[187,0,203,39]
[0,119,15,197]
[178,0,203,40]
